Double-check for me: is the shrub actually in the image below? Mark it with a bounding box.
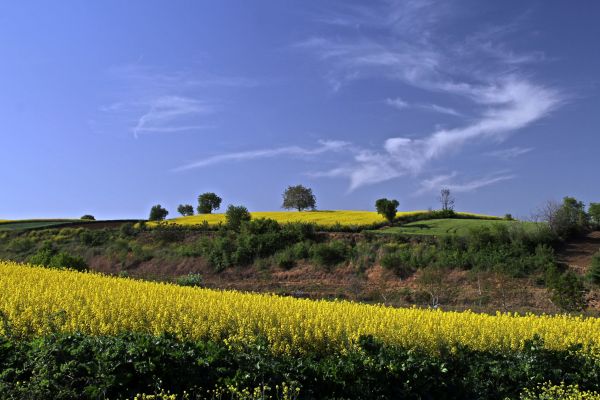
[274,249,297,269]
[311,241,349,268]
[79,229,110,246]
[119,222,137,237]
[225,205,251,232]
[48,252,88,272]
[175,273,203,287]
[7,237,35,254]
[380,251,414,278]
[80,214,95,220]
[590,203,600,228]
[546,268,588,312]
[588,251,600,285]
[28,249,88,272]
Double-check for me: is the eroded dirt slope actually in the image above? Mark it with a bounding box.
[558,231,600,273]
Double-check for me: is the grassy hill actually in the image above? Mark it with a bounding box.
[157,210,497,228]
[372,218,538,237]
[0,219,79,231]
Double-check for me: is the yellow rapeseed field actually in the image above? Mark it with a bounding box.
[2,261,597,355]
[154,210,495,228]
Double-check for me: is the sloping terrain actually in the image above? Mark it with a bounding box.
[558,231,600,273]
[372,218,537,237]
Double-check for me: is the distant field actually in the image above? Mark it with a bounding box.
[373,218,537,237]
[160,210,427,227]
[158,210,499,228]
[0,219,78,231]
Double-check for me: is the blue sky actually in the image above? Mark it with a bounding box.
[1,1,599,219]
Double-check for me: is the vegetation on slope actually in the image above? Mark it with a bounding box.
[0,262,599,399]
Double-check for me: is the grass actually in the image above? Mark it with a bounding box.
[372,218,537,237]
[0,219,80,231]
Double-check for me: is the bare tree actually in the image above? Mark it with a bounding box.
[439,188,455,211]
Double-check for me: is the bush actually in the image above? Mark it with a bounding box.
[274,249,297,269]
[590,203,600,228]
[48,252,88,272]
[546,268,588,312]
[6,237,35,254]
[380,250,414,278]
[119,222,137,237]
[175,273,203,287]
[28,249,88,272]
[225,205,251,232]
[311,241,349,268]
[79,229,110,246]
[80,214,95,220]
[1,333,598,400]
[588,251,600,285]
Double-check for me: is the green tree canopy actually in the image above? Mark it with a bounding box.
[177,204,194,217]
[197,193,222,214]
[282,185,316,211]
[375,198,400,223]
[589,203,600,227]
[149,204,169,221]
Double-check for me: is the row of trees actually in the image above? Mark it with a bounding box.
[539,197,600,238]
[150,186,459,223]
[375,189,456,223]
[149,185,317,222]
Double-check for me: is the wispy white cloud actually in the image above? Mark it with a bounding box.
[296,0,564,191]
[132,96,214,138]
[101,64,258,138]
[420,104,463,117]
[385,97,408,110]
[174,140,351,171]
[326,77,560,190]
[418,172,515,194]
[486,146,533,159]
[386,97,463,117]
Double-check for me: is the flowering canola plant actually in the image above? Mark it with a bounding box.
[1,261,598,355]
[154,210,494,228]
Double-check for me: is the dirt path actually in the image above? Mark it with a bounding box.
[558,231,600,273]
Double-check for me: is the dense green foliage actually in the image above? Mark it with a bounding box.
[588,251,600,285]
[225,205,252,232]
[149,205,169,222]
[0,333,598,399]
[197,192,222,214]
[375,198,399,223]
[80,215,95,221]
[177,204,194,217]
[590,203,600,229]
[199,219,317,271]
[28,247,88,272]
[282,185,316,211]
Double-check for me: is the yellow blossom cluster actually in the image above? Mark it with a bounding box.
[1,261,598,355]
[151,210,494,228]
